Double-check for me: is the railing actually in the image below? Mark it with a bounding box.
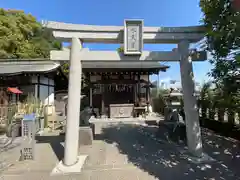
[198,106,240,125]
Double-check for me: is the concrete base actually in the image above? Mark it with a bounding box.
[51,155,88,175]
[181,151,215,164]
[79,126,94,145]
[187,153,215,164]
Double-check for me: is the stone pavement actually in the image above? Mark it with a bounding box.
[1,121,240,180]
[0,137,22,173]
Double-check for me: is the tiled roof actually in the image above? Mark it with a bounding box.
[82,61,169,70]
[0,60,169,75]
[0,60,60,75]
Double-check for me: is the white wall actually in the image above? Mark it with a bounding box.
[32,76,55,105]
[39,85,54,105]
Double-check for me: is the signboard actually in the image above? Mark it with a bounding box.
[124,19,143,55]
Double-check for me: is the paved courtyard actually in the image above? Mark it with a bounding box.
[1,121,240,180]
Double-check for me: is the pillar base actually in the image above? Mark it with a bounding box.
[181,151,215,164]
[51,155,88,175]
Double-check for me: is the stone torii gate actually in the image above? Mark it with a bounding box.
[44,20,207,173]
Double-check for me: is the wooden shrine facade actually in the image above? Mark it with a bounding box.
[84,66,168,118]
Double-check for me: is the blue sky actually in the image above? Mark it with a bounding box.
[1,0,213,84]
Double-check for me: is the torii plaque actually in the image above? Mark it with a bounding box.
[124,19,143,55]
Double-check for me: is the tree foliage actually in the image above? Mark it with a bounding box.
[117,46,124,53]
[200,0,239,58]
[200,0,240,79]
[200,0,240,113]
[0,9,61,59]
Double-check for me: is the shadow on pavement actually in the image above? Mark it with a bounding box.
[95,123,240,180]
[35,135,65,161]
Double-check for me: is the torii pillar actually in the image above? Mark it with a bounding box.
[179,40,203,158]
[51,37,87,175]
[64,37,82,165]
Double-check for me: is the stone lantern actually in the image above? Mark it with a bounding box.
[164,88,184,122]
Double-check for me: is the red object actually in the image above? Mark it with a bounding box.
[7,87,23,94]
[233,0,240,10]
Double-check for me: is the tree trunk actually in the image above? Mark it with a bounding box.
[209,107,215,120]
[201,106,207,119]
[218,108,225,122]
[228,109,235,125]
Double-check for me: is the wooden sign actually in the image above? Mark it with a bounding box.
[124,19,143,55]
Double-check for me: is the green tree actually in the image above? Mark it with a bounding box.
[200,0,240,81]
[200,0,239,58]
[117,46,124,53]
[200,0,240,122]
[0,9,61,58]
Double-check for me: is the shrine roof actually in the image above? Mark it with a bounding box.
[0,60,169,75]
[82,61,169,71]
[0,60,60,75]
